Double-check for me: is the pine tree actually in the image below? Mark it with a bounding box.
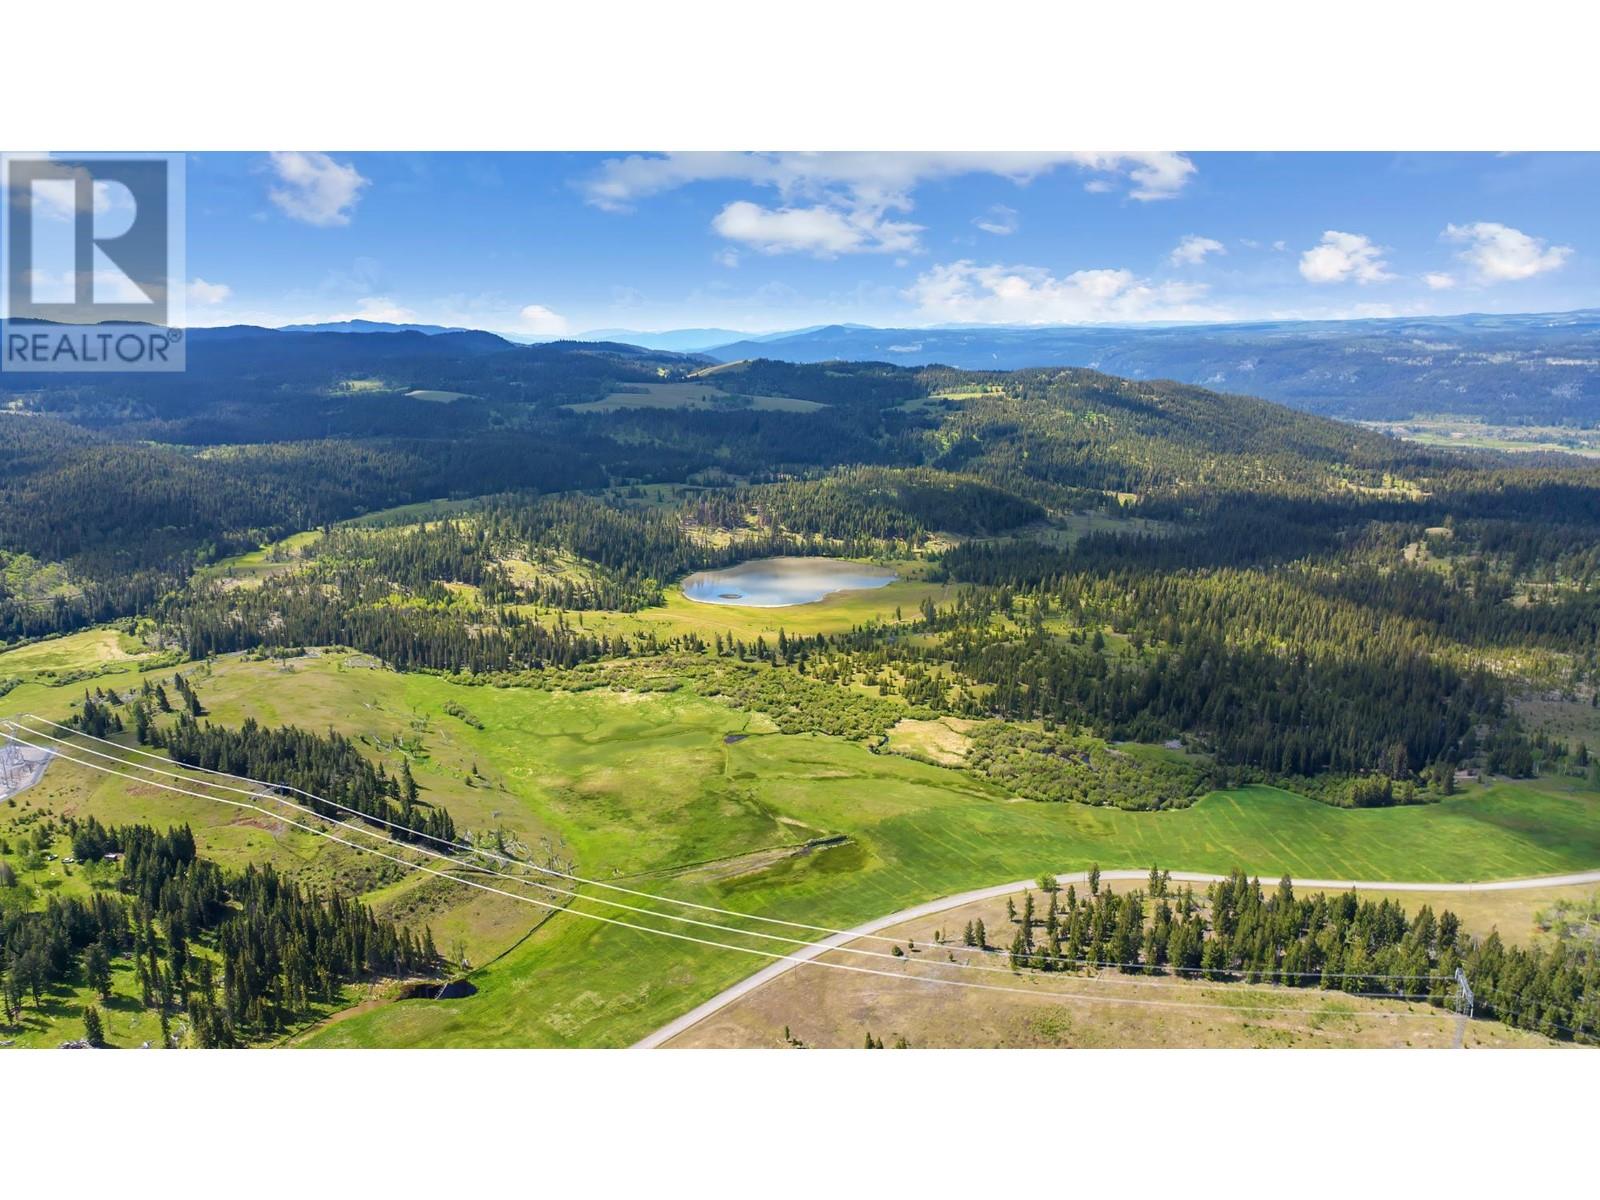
[82,1004,105,1047]
[84,942,113,1000]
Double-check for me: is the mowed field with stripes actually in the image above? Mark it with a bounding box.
[5,643,1599,1048]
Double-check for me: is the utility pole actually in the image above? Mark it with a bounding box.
[1452,966,1474,1049]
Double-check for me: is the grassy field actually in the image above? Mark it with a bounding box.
[1359,418,1600,458]
[6,643,1598,1049]
[0,628,162,682]
[296,676,1600,1046]
[338,497,485,529]
[200,529,324,586]
[1516,695,1600,754]
[564,382,824,414]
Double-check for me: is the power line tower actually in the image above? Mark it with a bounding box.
[0,724,24,794]
[1452,966,1475,1049]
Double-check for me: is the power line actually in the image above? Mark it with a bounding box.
[15,726,1059,980]
[2,728,1468,1025]
[16,714,1463,984]
[11,725,1447,1000]
[13,720,1456,986]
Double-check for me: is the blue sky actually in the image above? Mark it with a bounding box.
[181,152,1599,335]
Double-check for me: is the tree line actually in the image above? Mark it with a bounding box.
[986,868,1597,1043]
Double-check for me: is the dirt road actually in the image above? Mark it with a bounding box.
[634,866,1600,1047]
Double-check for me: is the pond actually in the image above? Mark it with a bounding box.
[680,556,898,607]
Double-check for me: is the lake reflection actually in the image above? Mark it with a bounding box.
[681,556,898,607]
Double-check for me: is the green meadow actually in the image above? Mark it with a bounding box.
[0,628,156,679]
[5,644,1598,1049]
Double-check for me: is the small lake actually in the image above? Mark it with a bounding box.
[681,557,898,607]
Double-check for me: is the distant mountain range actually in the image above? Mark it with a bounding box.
[281,319,476,337]
[570,325,864,353]
[188,309,1600,425]
[695,311,1600,424]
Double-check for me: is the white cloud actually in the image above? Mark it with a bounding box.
[267,152,369,227]
[713,248,740,268]
[974,204,1019,236]
[1443,221,1571,282]
[187,277,232,304]
[712,199,920,258]
[1424,272,1456,290]
[581,152,1195,258]
[906,259,1220,325]
[581,151,1196,212]
[516,303,569,335]
[1169,235,1225,267]
[1298,230,1393,284]
[1070,152,1196,201]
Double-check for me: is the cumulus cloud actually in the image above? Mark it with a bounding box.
[579,151,1196,258]
[1298,231,1393,284]
[1424,272,1456,290]
[1169,235,1225,267]
[581,151,1196,211]
[1443,221,1571,282]
[267,152,370,226]
[187,277,232,304]
[1070,152,1196,201]
[712,200,920,257]
[906,259,1218,325]
[974,204,1019,236]
[516,303,569,335]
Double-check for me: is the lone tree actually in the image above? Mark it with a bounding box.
[82,1004,105,1048]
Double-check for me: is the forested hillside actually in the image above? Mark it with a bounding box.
[6,332,1600,802]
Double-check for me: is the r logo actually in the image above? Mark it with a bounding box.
[2,152,185,372]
